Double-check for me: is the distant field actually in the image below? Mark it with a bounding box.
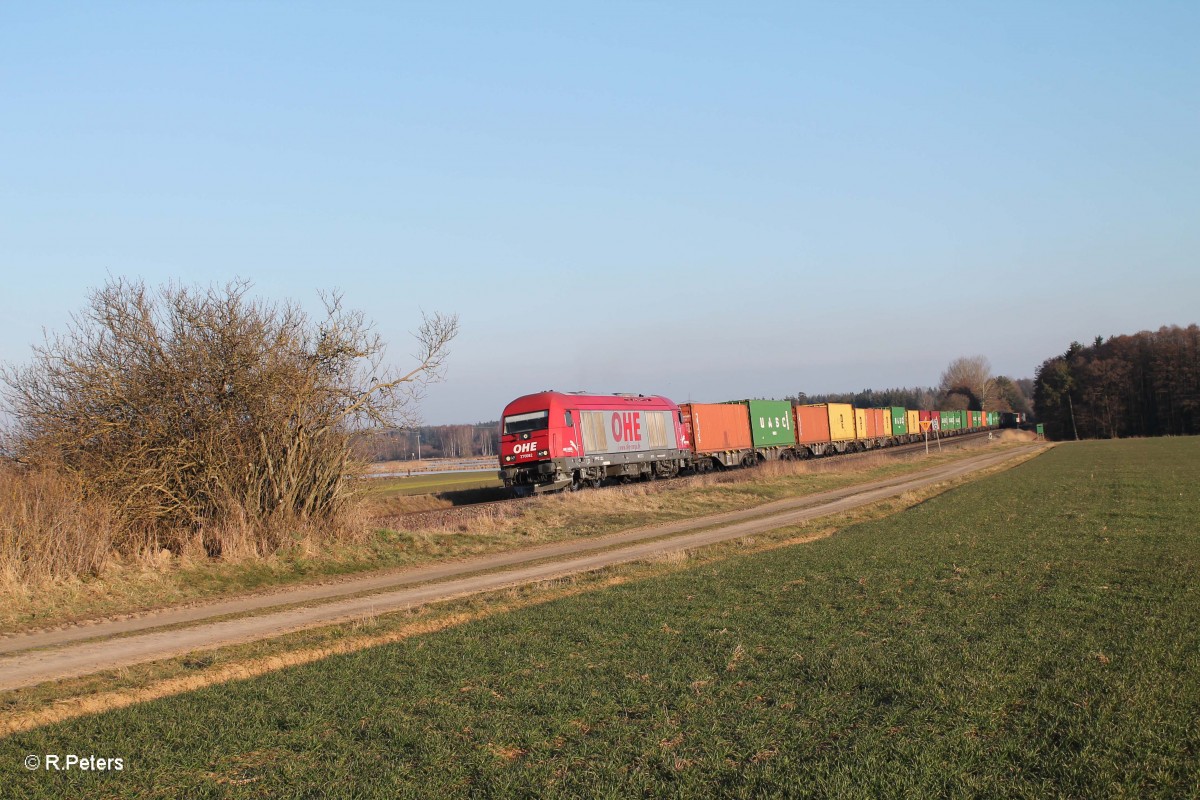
[6,438,1199,797]
[361,471,504,497]
[364,456,495,476]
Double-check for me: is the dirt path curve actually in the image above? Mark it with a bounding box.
[0,444,1043,692]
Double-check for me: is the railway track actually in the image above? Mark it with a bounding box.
[385,430,999,526]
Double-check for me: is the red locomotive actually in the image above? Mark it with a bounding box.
[499,391,692,496]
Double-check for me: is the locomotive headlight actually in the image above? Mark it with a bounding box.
[537,449,549,457]
[504,455,516,462]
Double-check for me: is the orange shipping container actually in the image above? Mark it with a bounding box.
[801,402,859,441]
[880,409,892,436]
[868,408,885,437]
[680,403,752,454]
[795,405,832,445]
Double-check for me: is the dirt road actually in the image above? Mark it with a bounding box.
[0,444,1043,692]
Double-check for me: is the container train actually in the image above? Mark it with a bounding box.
[499,390,999,496]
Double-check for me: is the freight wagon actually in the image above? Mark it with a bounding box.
[796,403,856,456]
[680,402,754,470]
[649,399,801,474]
[739,399,798,455]
[853,407,889,447]
[867,408,887,439]
[499,391,692,495]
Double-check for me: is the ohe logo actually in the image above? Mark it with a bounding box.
[512,442,538,454]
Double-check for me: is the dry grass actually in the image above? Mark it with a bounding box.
[0,462,375,627]
[0,464,117,589]
[997,429,1038,442]
[364,492,457,516]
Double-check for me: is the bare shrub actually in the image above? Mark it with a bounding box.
[2,278,457,558]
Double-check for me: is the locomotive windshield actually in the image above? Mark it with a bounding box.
[503,410,550,435]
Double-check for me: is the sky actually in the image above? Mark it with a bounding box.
[2,1,1197,424]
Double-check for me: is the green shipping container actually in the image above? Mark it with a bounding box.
[740,399,797,448]
[990,411,999,427]
[890,406,907,435]
[972,411,983,427]
[938,410,954,431]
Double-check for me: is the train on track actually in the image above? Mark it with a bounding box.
[498,391,1001,497]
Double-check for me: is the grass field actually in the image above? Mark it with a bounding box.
[360,471,504,498]
[5,438,1198,797]
[1,445,1002,633]
[357,471,508,515]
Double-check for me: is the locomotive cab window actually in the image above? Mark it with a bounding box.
[503,410,550,435]
[564,411,574,427]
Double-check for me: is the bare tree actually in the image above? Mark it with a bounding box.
[1,278,457,553]
[938,356,998,410]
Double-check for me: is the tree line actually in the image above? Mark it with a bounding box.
[793,357,1033,417]
[1033,325,1200,440]
[353,423,500,461]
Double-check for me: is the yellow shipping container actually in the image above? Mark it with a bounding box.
[828,402,856,441]
[880,409,892,436]
[854,408,868,440]
[906,409,921,435]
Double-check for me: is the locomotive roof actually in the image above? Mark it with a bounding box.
[501,390,680,415]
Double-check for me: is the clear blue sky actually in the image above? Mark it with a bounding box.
[2,2,1197,424]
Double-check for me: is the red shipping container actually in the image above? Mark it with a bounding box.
[680,403,752,454]
[795,405,832,445]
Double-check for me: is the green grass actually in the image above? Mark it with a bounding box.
[5,438,1199,797]
[360,471,504,497]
